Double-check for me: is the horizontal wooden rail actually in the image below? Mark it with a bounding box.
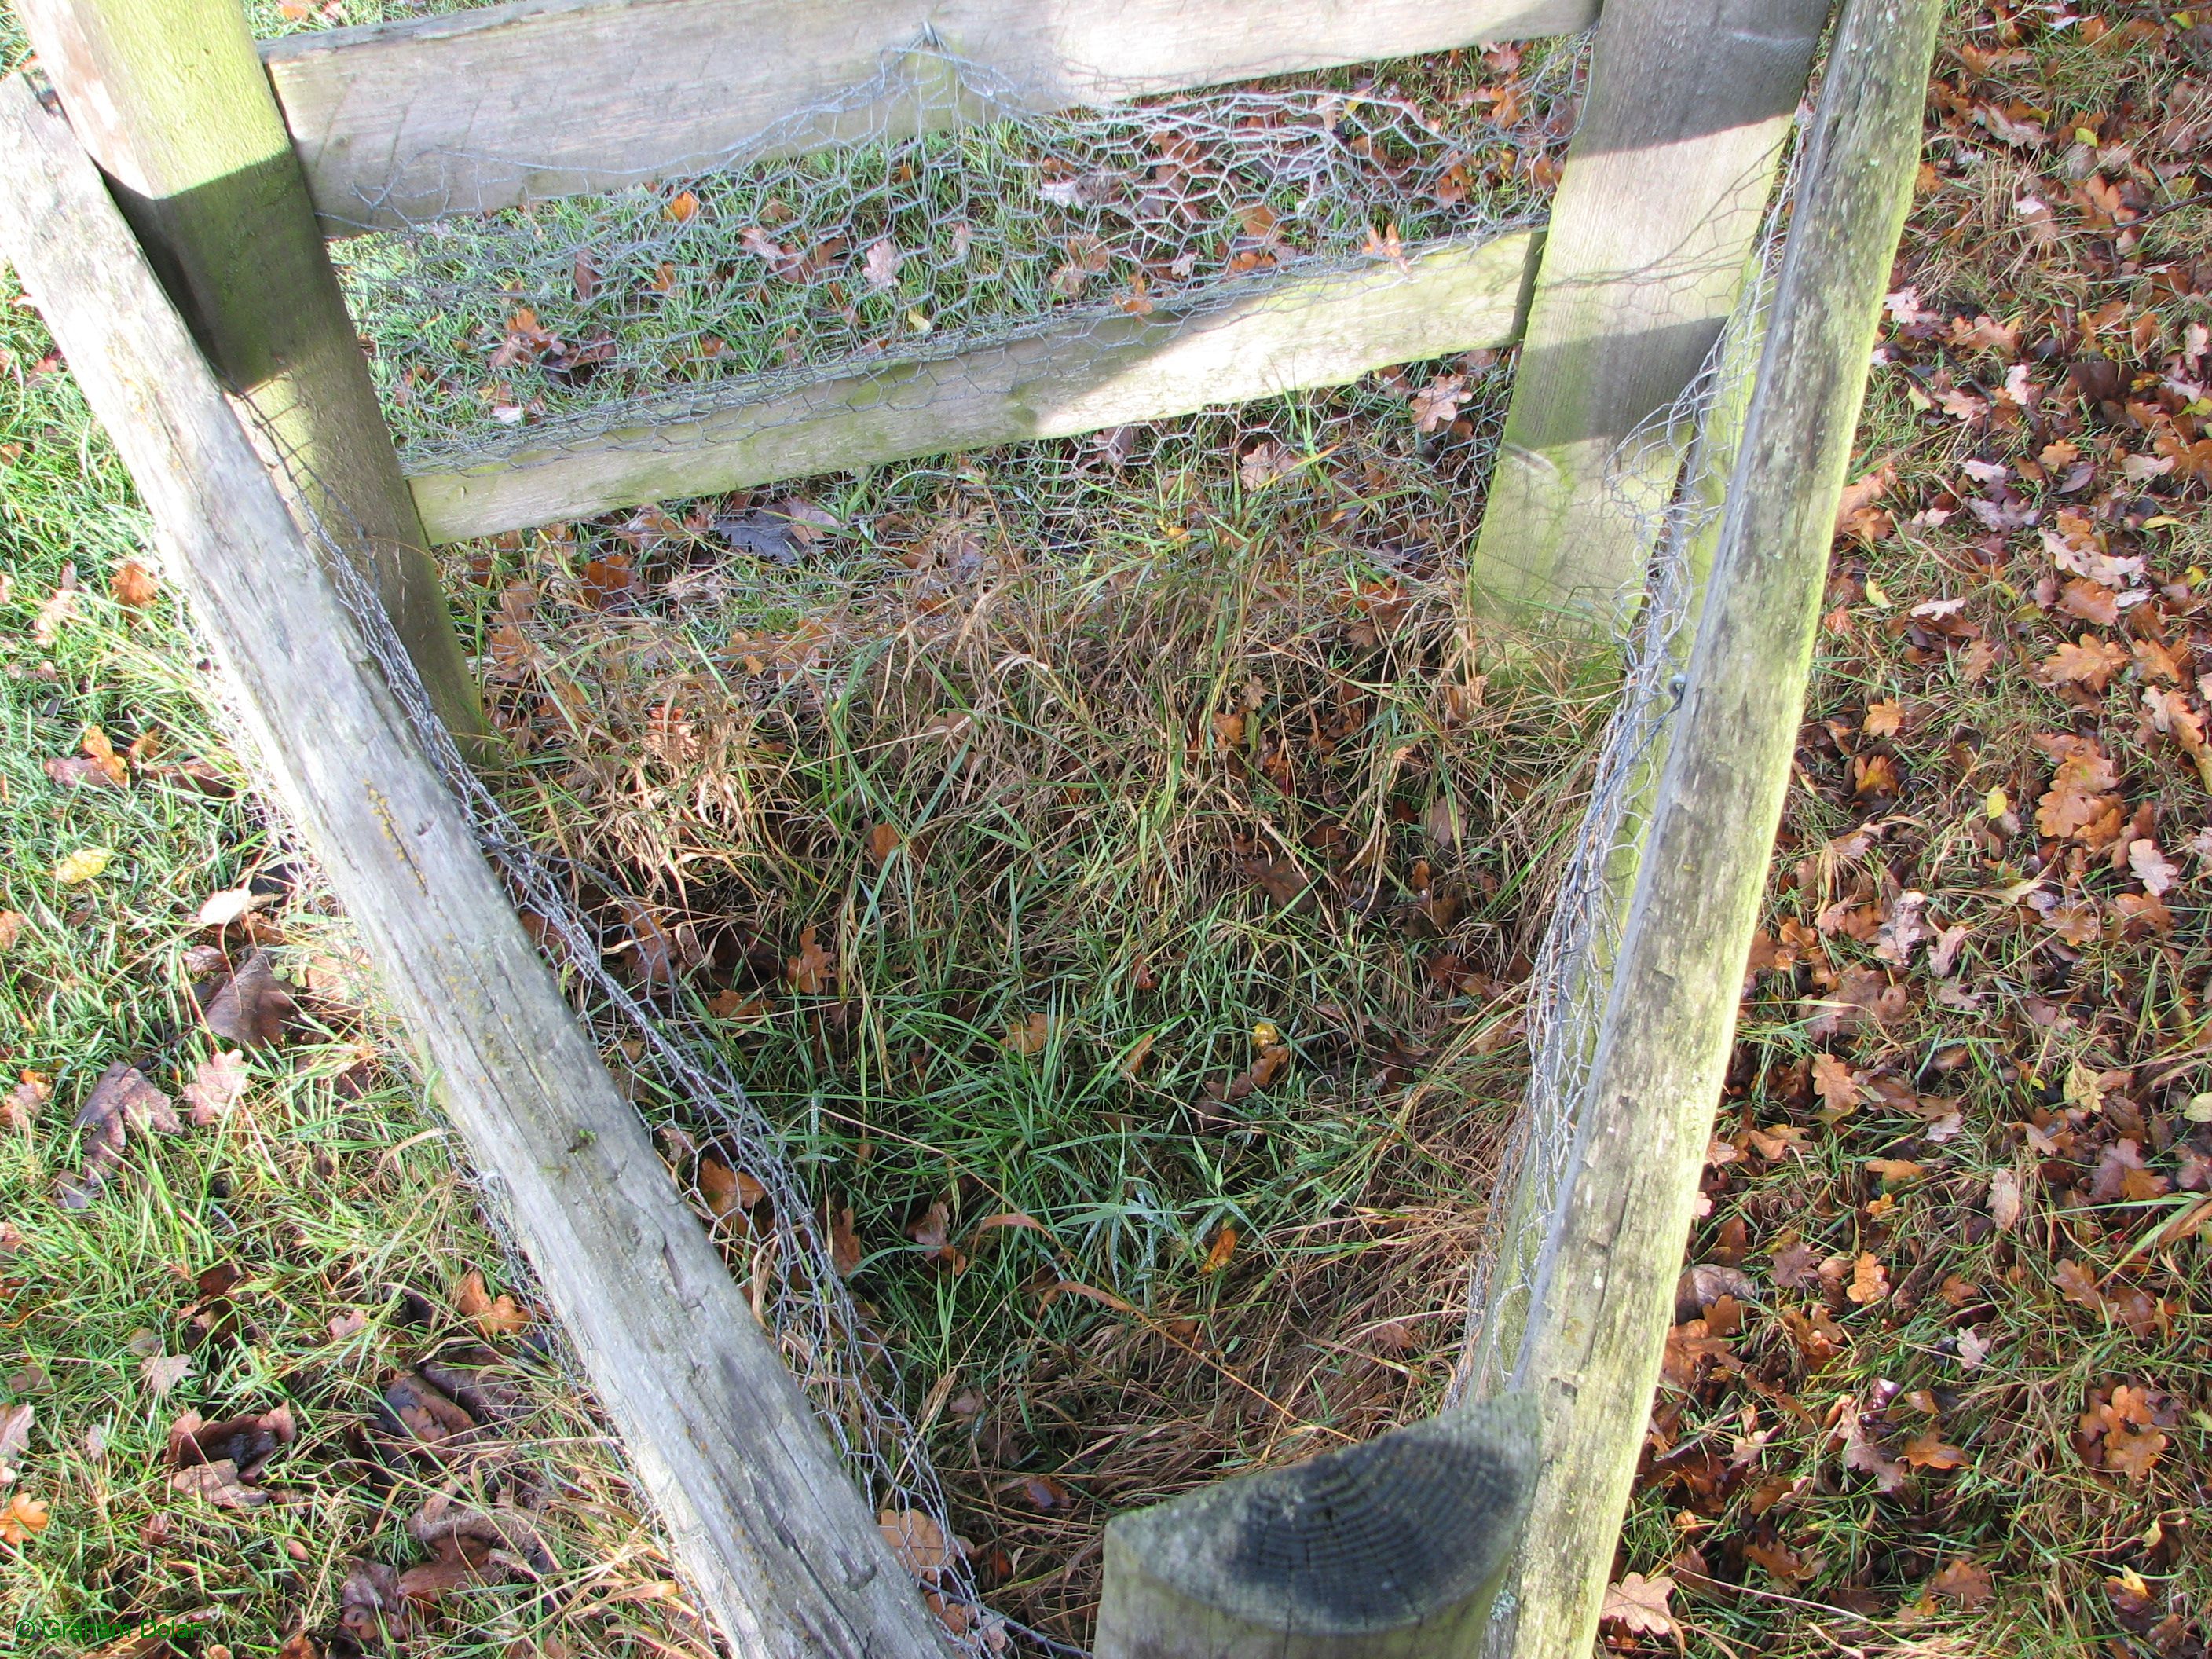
[406,229,1541,540]
[0,68,945,1659]
[402,231,1539,541]
[261,0,1602,231]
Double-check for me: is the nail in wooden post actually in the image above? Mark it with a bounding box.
[1096,1393,1537,1659]
[16,0,486,747]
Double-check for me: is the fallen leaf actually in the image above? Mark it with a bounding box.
[1931,1559,1994,1606]
[1811,1053,1865,1118]
[172,1457,268,1508]
[866,822,901,865]
[110,559,158,609]
[397,1533,492,1604]
[452,1270,530,1338]
[1840,1397,1906,1492]
[181,1050,247,1127]
[58,1062,180,1208]
[862,238,904,292]
[1771,1240,1821,1290]
[3,1074,48,1132]
[1988,1168,2022,1232]
[1005,1013,1055,1057]
[200,951,301,1048]
[0,1492,49,1544]
[2058,577,2121,627]
[52,847,113,884]
[1902,1429,1965,1470]
[698,1158,767,1219]
[170,1403,294,1478]
[2042,635,2128,691]
[141,1351,192,1399]
[340,1558,408,1646]
[1599,1573,1678,1639]
[1020,1474,1074,1511]
[879,1507,958,1577]
[194,887,265,928]
[1743,1537,1808,1583]
[2129,838,2180,895]
[830,1206,863,1276]
[1199,1225,1238,1274]
[786,926,835,995]
[1846,1252,1889,1303]
[1833,464,1896,533]
[0,1403,31,1466]
[2104,1426,2168,1481]
[2054,1258,2104,1311]
[1863,698,1904,736]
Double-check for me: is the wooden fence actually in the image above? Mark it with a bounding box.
[0,1,1942,1655]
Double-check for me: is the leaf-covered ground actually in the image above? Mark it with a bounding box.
[1,3,2208,1657]
[1606,8,2212,1655]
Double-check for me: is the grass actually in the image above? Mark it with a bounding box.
[463,374,1607,1633]
[3,0,2208,1655]
[0,279,712,1658]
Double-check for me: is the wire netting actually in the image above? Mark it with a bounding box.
[327,42,1584,478]
[1447,139,1804,1411]
[229,9,1793,1653]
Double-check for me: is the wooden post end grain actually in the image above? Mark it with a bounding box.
[1096,1394,1538,1659]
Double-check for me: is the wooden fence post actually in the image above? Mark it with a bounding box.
[1465,0,1828,639]
[0,68,947,1659]
[1478,0,1940,1653]
[1094,1394,1537,1659]
[15,0,486,748]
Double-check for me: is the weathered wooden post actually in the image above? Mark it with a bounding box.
[1466,0,1826,638]
[1096,1394,1537,1658]
[14,0,485,746]
[0,69,944,1659]
[1470,0,1943,1653]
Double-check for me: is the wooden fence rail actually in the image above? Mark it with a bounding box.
[0,68,946,1659]
[1466,0,1826,637]
[262,0,1602,231]
[1478,0,1940,1651]
[408,229,1540,543]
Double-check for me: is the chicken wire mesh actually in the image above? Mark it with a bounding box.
[327,39,1584,476]
[219,9,1800,1654]
[1448,136,1804,1411]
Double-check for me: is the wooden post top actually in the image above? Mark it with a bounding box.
[1099,1393,1537,1656]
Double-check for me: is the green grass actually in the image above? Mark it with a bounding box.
[461,370,1608,1634]
[0,276,706,1659]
